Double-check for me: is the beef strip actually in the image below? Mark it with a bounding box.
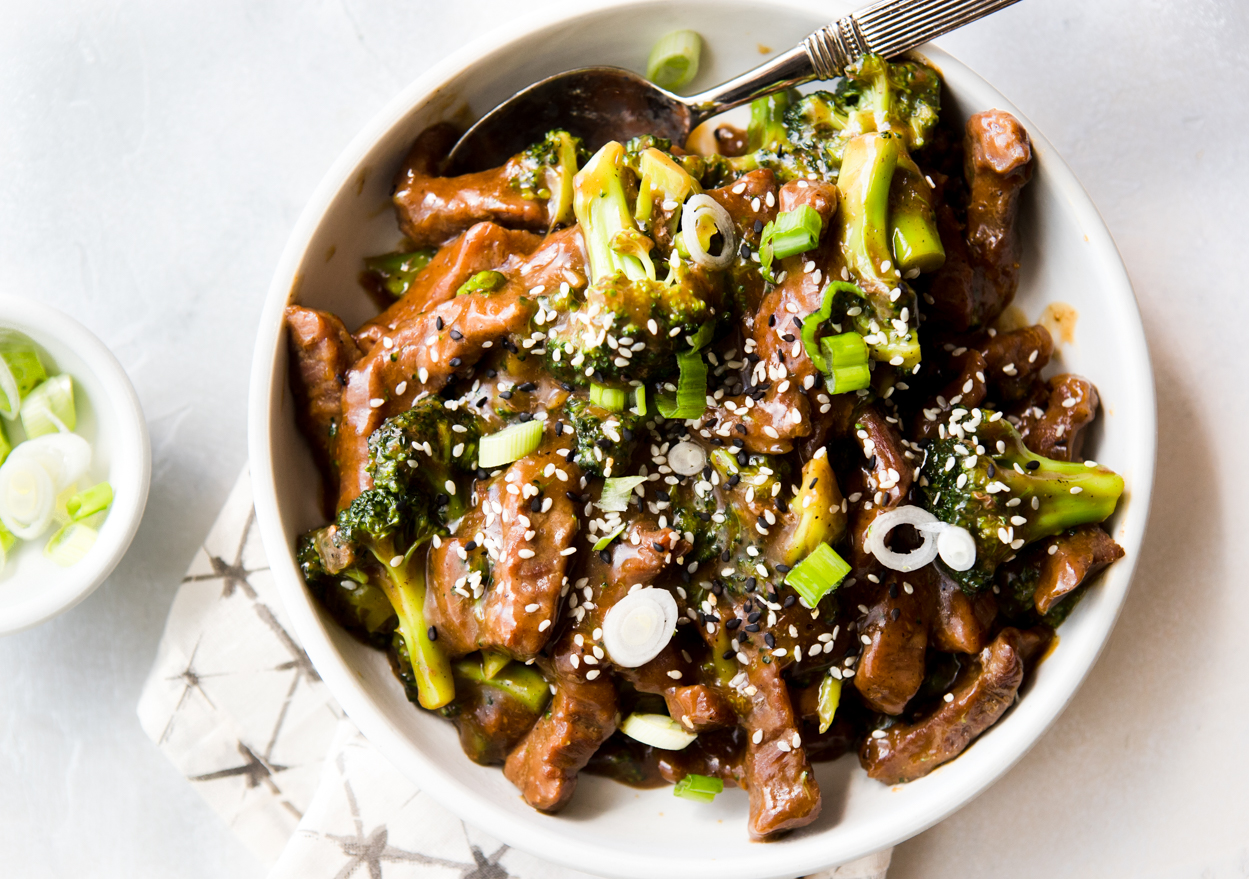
[854,405,913,508]
[503,655,619,812]
[1016,373,1100,462]
[285,306,362,504]
[859,627,1029,784]
[336,291,535,509]
[355,222,543,350]
[393,123,553,247]
[979,325,1052,403]
[1033,524,1124,614]
[930,565,998,654]
[424,448,580,659]
[853,572,929,715]
[926,111,1034,331]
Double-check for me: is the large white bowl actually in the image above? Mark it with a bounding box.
[249,2,1156,875]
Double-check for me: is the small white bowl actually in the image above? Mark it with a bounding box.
[0,295,151,634]
[249,2,1156,876]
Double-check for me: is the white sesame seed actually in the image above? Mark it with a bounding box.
[517,548,535,559]
[944,692,954,703]
[586,669,600,680]
[369,397,385,408]
[389,555,404,567]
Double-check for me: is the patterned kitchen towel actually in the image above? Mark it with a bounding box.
[137,468,891,879]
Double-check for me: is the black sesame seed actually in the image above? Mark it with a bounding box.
[728,473,741,487]
[656,489,671,501]
[783,594,796,608]
[745,576,757,591]
[792,316,803,330]
[561,382,574,392]
[764,633,776,648]
[735,423,748,433]
[711,580,724,595]
[745,623,760,633]
[748,611,762,624]
[768,314,776,327]
[722,649,736,659]
[475,398,488,407]
[502,338,518,353]
[518,381,537,392]
[681,569,691,583]
[726,617,741,630]
[888,582,899,599]
[890,607,901,621]
[518,412,533,422]
[565,490,579,501]
[987,461,996,478]
[435,316,444,330]
[449,329,464,341]
[1026,459,1040,470]
[753,219,764,234]
[776,497,789,514]
[697,511,711,522]
[652,541,666,552]
[427,626,437,641]
[499,390,513,400]
[622,428,634,441]
[781,333,796,343]
[599,550,612,564]
[739,243,751,259]
[721,549,731,562]
[449,356,463,367]
[866,454,877,470]
[775,563,791,574]
[530,498,542,512]
[464,541,477,551]
[485,368,497,379]
[737,451,748,466]
[476,468,489,480]
[731,437,745,448]
[435,493,449,506]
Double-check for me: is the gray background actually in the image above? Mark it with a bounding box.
[1,0,1246,876]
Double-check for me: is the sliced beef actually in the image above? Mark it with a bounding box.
[860,627,1028,784]
[854,405,913,508]
[393,123,553,247]
[930,566,998,654]
[853,573,929,715]
[926,110,1034,331]
[1033,525,1124,615]
[1016,373,1100,462]
[355,222,542,349]
[913,348,987,441]
[979,325,1052,403]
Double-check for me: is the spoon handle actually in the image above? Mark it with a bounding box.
[686,0,1023,123]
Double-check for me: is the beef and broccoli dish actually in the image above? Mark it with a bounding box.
[287,52,1125,839]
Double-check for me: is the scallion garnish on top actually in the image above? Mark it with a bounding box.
[673,773,724,802]
[477,419,543,469]
[800,281,872,394]
[759,205,823,281]
[784,543,852,607]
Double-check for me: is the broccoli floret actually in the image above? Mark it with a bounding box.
[507,129,588,228]
[562,398,640,477]
[919,409,1125,592]
[542,140,719,387]
[367,395,482,520]
[298,529,396,648]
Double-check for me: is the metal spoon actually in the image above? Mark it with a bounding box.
[446,0,1023,173]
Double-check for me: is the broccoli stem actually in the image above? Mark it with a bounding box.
[888,153,945,274]
[836,132,922,368]
[573,141,650,284]
[370,540,454,710]
[1009,458,1126,540]
[454,656,551,714]
[634,147,701,227]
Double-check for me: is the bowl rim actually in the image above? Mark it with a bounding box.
[0,294,152,634]
[248,1,1157,874]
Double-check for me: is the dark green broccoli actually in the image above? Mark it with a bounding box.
[298,529,395,648]
[541,139,719,387]
[733,54,942,183]
[562,397,640,477]
[507,129,588,228]
[920,410,1125,592]
[367,395,482,520]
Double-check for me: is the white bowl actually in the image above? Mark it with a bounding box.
[0,295,151,634]
[249,2,1156,875]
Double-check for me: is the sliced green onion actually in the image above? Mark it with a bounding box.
[759,205,823,281]
[631,386,648,417]
[589,383,627,411]
[620,712,697,750]
[363,248,439,299]
[0,333,47,420]
[818,672,842,734]
[21,374,75,438]
[66,481,113,521]
[0,419,10,466]
[820,331,868,369]
[455,270,507,297]
[784,543,851,607]
[673,773,724,802]
[598,476,648,513]
[477,420,543,469]
[592,521,628,552]
[646,29,702,91]
[656,322,714,421]
[44,521,96,567]
[828,364,871,394]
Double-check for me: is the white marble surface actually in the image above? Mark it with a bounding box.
[0,1,1245,876]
